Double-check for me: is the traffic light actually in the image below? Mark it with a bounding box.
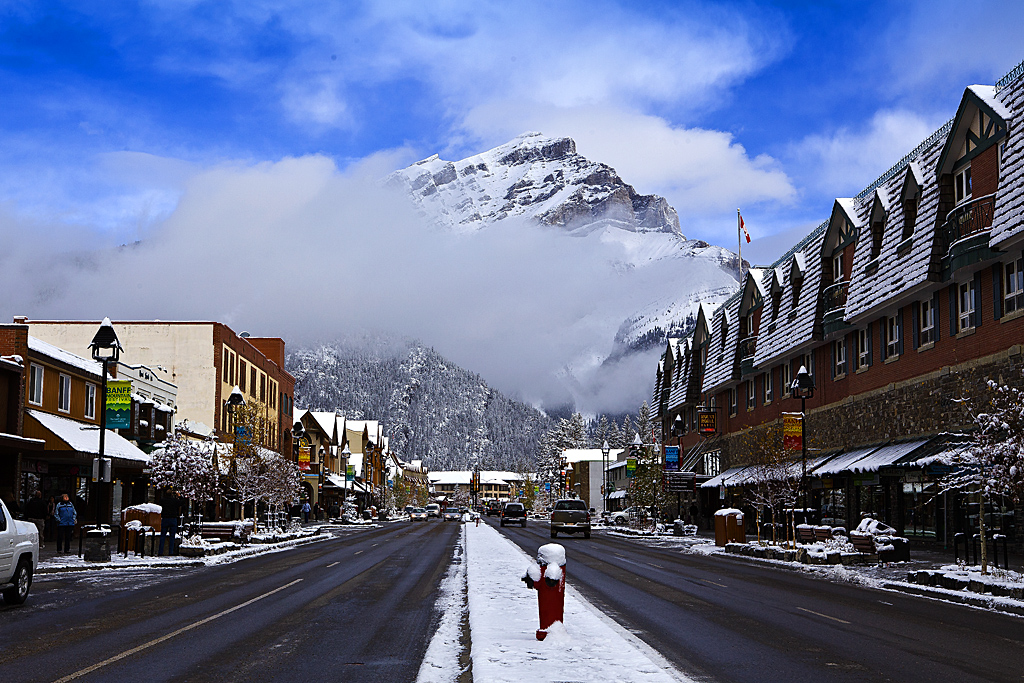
[559,470,566,488]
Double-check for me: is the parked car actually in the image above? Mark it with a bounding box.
[410,507,428,521]
[500,502,527,527]
[486,500,503,516]
[0,497,38,605]
[607,507,639,526]
[550,499,591,538]
[425,503,441,518]
[443,507,462,521]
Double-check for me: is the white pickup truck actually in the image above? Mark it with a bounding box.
[1,497,38,605]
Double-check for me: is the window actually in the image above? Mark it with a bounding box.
[886,316,900,357]
[85,383,97,419]
[764,370,773,403]
[834,338,846,377]
[223,348,230,383]
[902,192,920,241]
[955,165,972,204]
[270,381,277,409]
[746,378,755,410]
[729,387,738,416]
[239,360,247,391]
[1005,256,1024,314]
[251,367,257,395]
[745,314,754,337]
[857,328,870,369]
[800,352,815,381]
[832,252,844,283]
[919,298,935,345]
[28,364,43,405]
[959,279,976,332]
[703,451,721,478]
[229,352,236,385]
[58,373,71,413]
[260,373,266,402]
[782,362,792,397]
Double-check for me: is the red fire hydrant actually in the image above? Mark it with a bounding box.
[521,543,566,640]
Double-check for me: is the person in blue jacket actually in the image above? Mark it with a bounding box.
[54,493,77,553]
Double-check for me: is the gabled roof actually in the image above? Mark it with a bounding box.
[937,85,1010,177]
[309,411,340,444]
[990,77,1024,249]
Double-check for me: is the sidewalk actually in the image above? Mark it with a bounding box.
[420,521,691,683]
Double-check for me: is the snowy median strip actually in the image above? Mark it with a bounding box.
[463,522,691,683]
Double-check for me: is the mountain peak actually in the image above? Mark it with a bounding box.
[388,133,681,236]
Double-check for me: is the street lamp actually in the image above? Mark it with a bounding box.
[565,462,573,498]
[341,444,351,517]
[220,385,245,520]
[601,440,610,515]
[89,318,121,526]
[790,365,815,523]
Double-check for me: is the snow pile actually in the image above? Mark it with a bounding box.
[464,522,689,682]
[124,503,162,514]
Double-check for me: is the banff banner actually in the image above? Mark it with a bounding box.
[783,412,803,451]
[105,381,132,429]
[664,446,679,471]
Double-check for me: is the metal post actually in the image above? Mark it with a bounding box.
[96,358,108,526]
[801,395,807,524]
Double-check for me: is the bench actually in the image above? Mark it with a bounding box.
[200,521,253,544]
[849,532,877,557]
[812,525,834,543]
[795,524,816,544]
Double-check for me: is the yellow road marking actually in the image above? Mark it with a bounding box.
[647,563,664,569]
[54,579,304,682]
[797,607,850,624]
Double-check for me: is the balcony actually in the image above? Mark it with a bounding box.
[738,336,757,377]
[942,193,999,275]
[822,280,851,337]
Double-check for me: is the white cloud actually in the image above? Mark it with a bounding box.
[789,109,944,197]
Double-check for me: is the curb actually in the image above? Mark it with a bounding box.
[880,582,1024,617]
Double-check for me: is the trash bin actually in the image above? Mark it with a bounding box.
[714,508,744,546]
[84,527,112,562]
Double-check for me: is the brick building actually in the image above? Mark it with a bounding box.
[652,64,1024,548]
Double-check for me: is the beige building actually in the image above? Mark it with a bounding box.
[16,319,296,457]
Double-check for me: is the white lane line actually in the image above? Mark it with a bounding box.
[797,606,851,624]
[354,550,363,555]
[372,543,379,547]
[326,561,339,568]
[647,562,664,569]
[54,579,304,682]
[700,578,727,588]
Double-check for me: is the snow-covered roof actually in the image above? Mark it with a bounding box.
[427,470,524,485]
[702,293,741,393]
[991,77,1024,249]
[28,336,106,379]
[309,411,339,442]
[813,440,930,475]
[26,409,149,463]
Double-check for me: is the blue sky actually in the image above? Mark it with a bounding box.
[0,0,1021,258]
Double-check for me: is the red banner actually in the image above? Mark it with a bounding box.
[783,413,803,451]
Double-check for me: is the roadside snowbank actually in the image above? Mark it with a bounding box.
[464,522,690,682]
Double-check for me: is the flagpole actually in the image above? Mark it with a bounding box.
[737,208,742,281]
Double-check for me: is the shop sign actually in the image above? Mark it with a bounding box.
[853,474,879,486]
[664,446,679,471]
[905,471,924,484]
[105,380,132,429]
[697,409,717,435]
[783,413,803,451]
[927,464,952,476]
[878,467,904,478]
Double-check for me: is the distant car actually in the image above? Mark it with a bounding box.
[500,502,527,527]
[608,507,638,526]
[550,499,591,538]
[0,497,38,605]
[443,507,462,521]
[425,504,441,518]
[410,507,428,521]
[486,501,503,516]
[404,505,416,515]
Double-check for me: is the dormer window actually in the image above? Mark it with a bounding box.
[832,252,844,283]
[869,193,887,260]
[744,315,754,337]
[954,165,972,204]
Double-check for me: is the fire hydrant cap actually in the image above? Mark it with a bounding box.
[537,543,566,567]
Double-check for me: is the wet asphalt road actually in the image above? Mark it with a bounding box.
[0,520,460,683]
[490,516,1024,683]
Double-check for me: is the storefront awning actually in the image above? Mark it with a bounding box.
[608,490,627,499]
[25,409,149,464]
[813,440,930,475]
[701,466,750,489]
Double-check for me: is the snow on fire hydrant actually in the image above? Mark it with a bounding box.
[521,543,566,640]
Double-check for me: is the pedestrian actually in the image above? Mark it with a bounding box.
[46,495,56,542]
[301,500,311,523]
[54,494,77,553]
[24,490,47,547]
[159,490,182,556]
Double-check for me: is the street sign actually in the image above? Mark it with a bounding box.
[544,482,551,492]
[664,446,679,471]
[664,471,695,492]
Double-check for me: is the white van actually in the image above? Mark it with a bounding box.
[425,503,441,518]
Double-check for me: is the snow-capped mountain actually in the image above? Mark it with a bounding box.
[389,132,742,356]
[387,132,681,236]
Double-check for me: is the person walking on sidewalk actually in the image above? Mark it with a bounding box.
[159,490,182,556]
[54,494,77,553]
[25,490,47,548]
[301,501,311,523]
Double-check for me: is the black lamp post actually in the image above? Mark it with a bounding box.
[791,365,815,522]
[341,444,350,516]
[601,440,610,515]
[89,318,121,526]
[221,385,245,519]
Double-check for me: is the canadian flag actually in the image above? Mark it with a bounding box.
[739,212,751,243]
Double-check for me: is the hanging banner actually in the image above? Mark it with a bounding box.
[626,457,637,477]
[783,412,803,451]
[298,446,311,471]
[664,446,679,471]
[105,380,132,429]
[346,464,355,481]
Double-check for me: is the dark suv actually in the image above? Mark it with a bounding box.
[486,501,502,516]
[500,502,527,527]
